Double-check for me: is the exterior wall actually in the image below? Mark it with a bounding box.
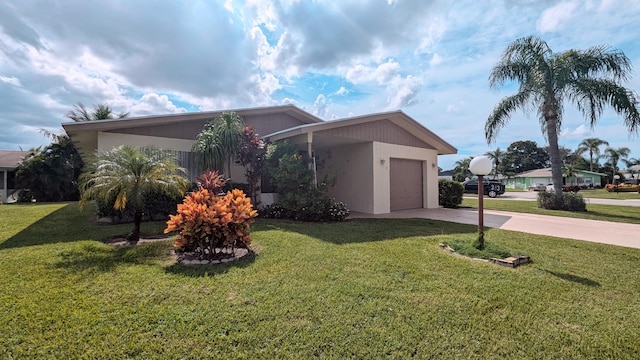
[97,132,246,182]
[320,142,374,214]
[318,119,432,148]
[372,142,438,214]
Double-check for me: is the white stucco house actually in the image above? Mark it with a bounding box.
[63,105,457,215]
[0,150,29,203]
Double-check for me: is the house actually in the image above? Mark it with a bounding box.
[0,150,29,203]
[437,169,455,180]
[62,105,457,214]
[504,168,606,190]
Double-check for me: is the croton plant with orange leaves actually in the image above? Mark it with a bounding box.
[164,171,258,255]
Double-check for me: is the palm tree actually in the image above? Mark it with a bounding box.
[453,157,472,182]
[79,146,189,244]
[192,112,244,177]
[604,147,631,182]
[66,103,129,122]
[485,148,504,180]
[577,138,609,172]
[486,36,640,199]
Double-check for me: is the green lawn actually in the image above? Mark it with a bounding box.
[1,203,639,358]
[464,198,640,224]
[579,188,640,199]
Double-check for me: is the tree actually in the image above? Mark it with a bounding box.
[452,157,472,182]
[486,36,640,198]
[15,134,84,201]
[79,146,189,244]
[235,126,267,205]
[192,112,244,177]
[65,103,129,122]
[485,148,504,179]
[501,141,548,174]
[577,138,609,172]
[604,147,630,182]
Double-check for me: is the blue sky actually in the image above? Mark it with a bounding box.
[1,0,639,170]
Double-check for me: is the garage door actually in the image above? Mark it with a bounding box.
[390,158,423,211]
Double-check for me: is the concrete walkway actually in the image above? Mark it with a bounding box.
[350,208,640,249]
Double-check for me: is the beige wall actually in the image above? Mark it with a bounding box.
[97,132,246,181]
[98,132,194,153]
[372,142,439,214]
[320,142,374,214]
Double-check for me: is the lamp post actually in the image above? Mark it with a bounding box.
[614,174,620,193]
[469,156,493,247]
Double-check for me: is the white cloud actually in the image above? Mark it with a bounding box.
[335,86,348,95]
[0,75,22,86]
[537,1,579,33]
[560,124,590,139]
[429,53,442,66]
[386,75,423,109]
[313,94,329,118]
[345,60,400,85]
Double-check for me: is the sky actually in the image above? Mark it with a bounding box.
[1,0,639,170]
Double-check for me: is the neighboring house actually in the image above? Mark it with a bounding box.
[504,168,606,190]
[63,105,457,214]
[438,169,455,180]
[0,150,29,203]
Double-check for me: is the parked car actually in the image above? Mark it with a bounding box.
[462,179,505,198]
[528,183,547,191]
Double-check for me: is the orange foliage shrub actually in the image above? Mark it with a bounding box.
[165,183,258,256]
[604,184,640,192]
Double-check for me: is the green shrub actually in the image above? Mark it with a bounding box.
[262,141,349,222]
[537,191,586,211]
[96,188,190,223]
[438,179,464,208]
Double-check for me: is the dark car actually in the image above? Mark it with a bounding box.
[462,179,505,198]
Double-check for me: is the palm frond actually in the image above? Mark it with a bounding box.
[486,90,532,143]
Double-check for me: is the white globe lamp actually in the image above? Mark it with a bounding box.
[469,155,493,247]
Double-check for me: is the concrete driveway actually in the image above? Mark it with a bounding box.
[351,207,640,249]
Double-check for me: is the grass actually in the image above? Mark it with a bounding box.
[578,188,640,199]
[1,202,640,358]
[463,198,640,224]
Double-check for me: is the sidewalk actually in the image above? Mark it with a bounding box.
[350,208,640,249]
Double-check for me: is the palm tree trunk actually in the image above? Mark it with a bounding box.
[546,115,564,203]
[589,150,594,172]
[127,210,143,244]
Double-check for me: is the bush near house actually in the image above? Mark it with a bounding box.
[438,179,463,208]
[262,141,349,222]
[604,184,640,193]
[164,171,258,258]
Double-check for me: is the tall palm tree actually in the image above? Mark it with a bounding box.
[577,138,609,172]
[452,157,472,182]
[485,148,504,180]
[192,112,244,177]
[604,147,631,182]
[79,146,189,244]
[486,36,640,198]
[66,103,129,122]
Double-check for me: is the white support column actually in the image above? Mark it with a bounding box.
[1,169,7,203]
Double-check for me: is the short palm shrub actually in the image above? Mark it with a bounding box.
[438,179,463,208]
[537,191,586,211]
[164,171,258,259]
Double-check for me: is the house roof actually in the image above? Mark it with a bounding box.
[265,110,457,155]
[0,150,29,169]
[514,168,606,178]
[62,105,323,156]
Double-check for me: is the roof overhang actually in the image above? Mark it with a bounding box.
[62,105,323,157]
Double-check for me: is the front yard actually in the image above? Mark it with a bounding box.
[1,203,639,358]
